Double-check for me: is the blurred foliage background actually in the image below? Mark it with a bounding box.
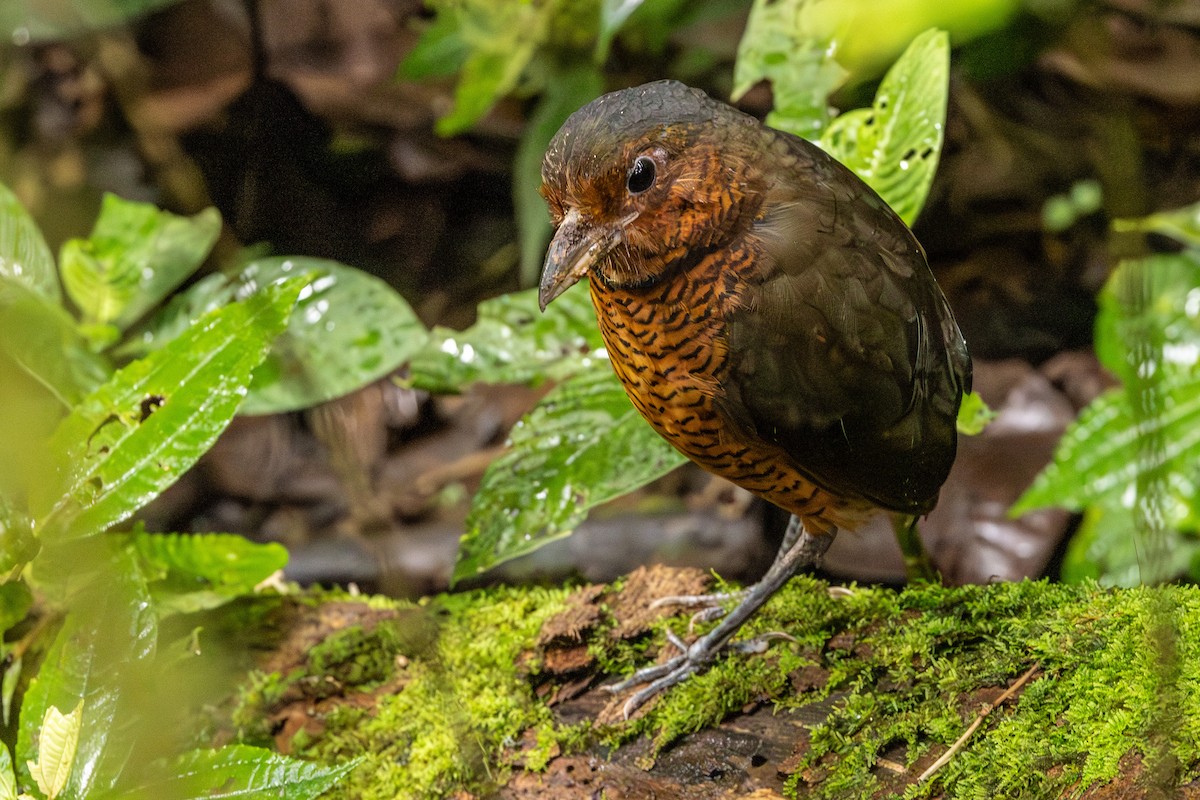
[2,0,1200,595]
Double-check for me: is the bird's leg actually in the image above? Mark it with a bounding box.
[610,516,835,718]
[648,514,806,623]
[892,514,938,583]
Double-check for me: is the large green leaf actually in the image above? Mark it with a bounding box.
[128,531,288,616]
[1094,251,1200,384]
[0,181,59,303]
[818,28,949,226]
[1061,505,1200,588]
[59,195,220,334]
[241,258,427,414]
[126,258,425,415]
[732,0,846,140]
[1011,380,1200,516]
[409,280,602,393]
[0,275,110,407]
[18,539,157,798]
[454,365,685,583]
[112,745,358,800]
[33,279,304,541]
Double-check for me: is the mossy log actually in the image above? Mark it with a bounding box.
[224,567,1200,799]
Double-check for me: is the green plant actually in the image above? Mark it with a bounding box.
[0,185,408,796]
[1015,204,1200,586]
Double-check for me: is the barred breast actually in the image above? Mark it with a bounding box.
[589,246,876,535]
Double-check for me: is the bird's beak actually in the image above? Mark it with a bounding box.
[538,207,619,311]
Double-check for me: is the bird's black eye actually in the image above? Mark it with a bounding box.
[626,156,656,194]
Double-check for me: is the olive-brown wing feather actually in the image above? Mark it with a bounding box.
[719,133,970,514]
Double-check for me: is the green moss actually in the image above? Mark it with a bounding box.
[224,577,1200,799]
[248,584,574,799]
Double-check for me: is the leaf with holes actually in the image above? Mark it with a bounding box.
[32,278,304,541]
[818,28,949,225]
[454,366,685,583]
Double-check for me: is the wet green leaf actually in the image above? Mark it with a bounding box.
[33,279,304,541]
[1094,251,1200,385]
[113,745,358,800]
[1012,376,1200,516]
[454,366,685,583]
[126,258,425,415]
[818,28,949,225]
[732,0,846,140]
[0,275,110,408]
[240,258,426,414]
[410,281,602,393]
[128,531,288,616]
[59,195,220,333]
[18,539,156,798]
[0,181,58,303]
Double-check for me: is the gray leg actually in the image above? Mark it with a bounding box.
[610,515,836,718]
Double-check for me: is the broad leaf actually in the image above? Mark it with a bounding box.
[409,281,602,393]
[18,540,157,798]
[59,195,220,333]
[129,531,288,616]
[240,258,426,414]
[818,28,949,225]
[0,275,110,407]
[1011,378,1200,516]
[0,181,58,302]
[33,279,304,541]
[113,745,358,800]
[126,258,425,415]
[1094,251,1200,385]
[432,4,546,136]
[732,0,847,140]
[398,8,469,80]
[454,366,685,582]
[27,702,82,800]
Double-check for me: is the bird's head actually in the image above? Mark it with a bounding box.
[538,80,767,310]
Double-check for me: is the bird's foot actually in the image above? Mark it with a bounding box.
[608,626,801,718]
[650,589,748,631]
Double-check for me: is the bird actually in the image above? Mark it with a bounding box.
[537,80,971,716]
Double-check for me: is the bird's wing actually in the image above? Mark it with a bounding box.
[719,133,971,514]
